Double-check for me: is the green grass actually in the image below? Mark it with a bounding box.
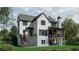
[14,45,79,51]
[0,36,79,51]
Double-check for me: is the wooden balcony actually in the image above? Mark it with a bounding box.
[49,34,64,38]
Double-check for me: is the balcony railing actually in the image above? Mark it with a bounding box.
[49,34,64,37]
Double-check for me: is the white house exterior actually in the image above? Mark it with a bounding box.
[17,13,64,47]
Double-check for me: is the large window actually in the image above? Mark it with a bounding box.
[23,21,27,26]
[41,40,45,44]
[41,20,45,25]
[39,30,47,36]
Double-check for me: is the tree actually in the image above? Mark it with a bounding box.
[0,29,12,44]
[9,26,18,46]
[0,29,8,36]
[0,7,13,43]
[62,18,79,43]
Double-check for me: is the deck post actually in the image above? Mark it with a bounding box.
[60,38,63,46]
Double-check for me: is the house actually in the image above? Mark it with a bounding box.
[17,13,64,47]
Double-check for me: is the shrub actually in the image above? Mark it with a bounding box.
[0,44,14,51]
[59,49,71,51]
[42,48,51,51]
[71,48,79,51]
[52,49,58,51]
[65,40,79,45]
[2,35,12,44]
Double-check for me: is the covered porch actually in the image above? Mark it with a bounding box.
[48,27,64,46]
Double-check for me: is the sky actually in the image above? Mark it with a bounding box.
[0,7,79,31]
[12,7,79,23]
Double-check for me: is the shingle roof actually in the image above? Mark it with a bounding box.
[18,13,58,23]
[18,14,35,22]
[48,16,58,23]
[32,12,50,22]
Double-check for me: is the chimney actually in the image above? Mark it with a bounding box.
[57,16,61,28]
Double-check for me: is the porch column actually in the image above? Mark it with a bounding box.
[60,38,63,46]
[54,38,57,44]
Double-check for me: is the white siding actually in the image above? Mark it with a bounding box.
[19,21,31,35]
[37,14,51,46]
[19,21,37,46]
[32,20,37,36]
[57,18,63,28]
[18,21,31,46]
[32,20,37,46]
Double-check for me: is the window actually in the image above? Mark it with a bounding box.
[39,30,47,36]
[41,40,45,44]
[51,23,56,27]
[41,20,45,25]
[23,21,27,25]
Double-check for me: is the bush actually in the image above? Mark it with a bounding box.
[2,35,12,44]
[42,48,51,51]
[0,44,14,51]
[59,49,71,51]
[71,48,79,51]
[66,41,79,45]
[52,49,58,51]
[65,38,79,45]
[65,39,79,45]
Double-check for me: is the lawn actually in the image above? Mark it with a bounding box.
[14,45,79,51]
[0,36,79,51]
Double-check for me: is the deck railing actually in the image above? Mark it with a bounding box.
[49,34,64,37]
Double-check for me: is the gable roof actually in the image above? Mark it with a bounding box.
[32,12,50,22]
[18,13,58,23]
[18,14,35,22]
